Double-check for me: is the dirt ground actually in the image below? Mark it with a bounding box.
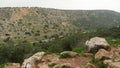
[37,54,91,68]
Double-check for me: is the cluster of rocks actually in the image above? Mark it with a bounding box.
[85,37,110,53]
[4,37,120,68]
[95,47,120,68]
[86,37,120,68]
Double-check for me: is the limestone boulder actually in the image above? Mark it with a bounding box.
[95,49,112,60]
[85,37,110,53]
[22,52,45,68]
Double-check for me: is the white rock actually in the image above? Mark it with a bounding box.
[22,52,45,68]
[85,37,109,52]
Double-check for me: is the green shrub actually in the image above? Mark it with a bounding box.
[96,61,108,68]
[48,44,63,53]
[108,39,120,47]
[0,39,34,64]
[72,46,87,56]
[0,64,5,68]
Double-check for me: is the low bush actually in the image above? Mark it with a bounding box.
[108,39,120,47]
[72,46,87,56]
[0,64,5,68]
[0,39,34,64]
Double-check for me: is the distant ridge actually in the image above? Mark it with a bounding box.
[0,7,120,41]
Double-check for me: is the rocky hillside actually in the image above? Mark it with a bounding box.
[0,8,76,41]
[4,37,120,68]
[0,7,120,41]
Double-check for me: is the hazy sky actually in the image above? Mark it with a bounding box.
[0,0,120,12]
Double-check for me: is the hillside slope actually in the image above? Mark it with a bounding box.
[0,8,76,41]
[64,10,120,30]
[0,8,120,41]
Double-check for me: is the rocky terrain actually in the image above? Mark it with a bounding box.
[1,7,120,68]
[4,37,120,68]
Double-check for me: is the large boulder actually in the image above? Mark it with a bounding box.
[22,52,45,68]
[95,49,112,60]
[4,63,20,68]
[108,62,120,68]
[85,37,110,53]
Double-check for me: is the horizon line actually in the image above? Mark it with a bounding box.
[0,6,119,13]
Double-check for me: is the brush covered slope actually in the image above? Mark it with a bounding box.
[64,10,120,30]
[0,8,76,41]
[0,8,120,41]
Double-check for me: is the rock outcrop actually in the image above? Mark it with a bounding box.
[95,47,120,68]
[85,37,110,53]
[95,49,112,60]
[22,52,45,68]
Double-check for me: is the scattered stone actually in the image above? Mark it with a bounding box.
[60,51,79,57]
[84,63,96,68]
[103,60,112,64]
[95,49,112,60]
[108,62,120,68]
[4,63,20,68]
[85,37,110,53]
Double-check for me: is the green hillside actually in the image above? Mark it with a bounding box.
[0,8,76,41]
[0,8,120,41]
[0,7,120,65]
[64,10,120,30]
